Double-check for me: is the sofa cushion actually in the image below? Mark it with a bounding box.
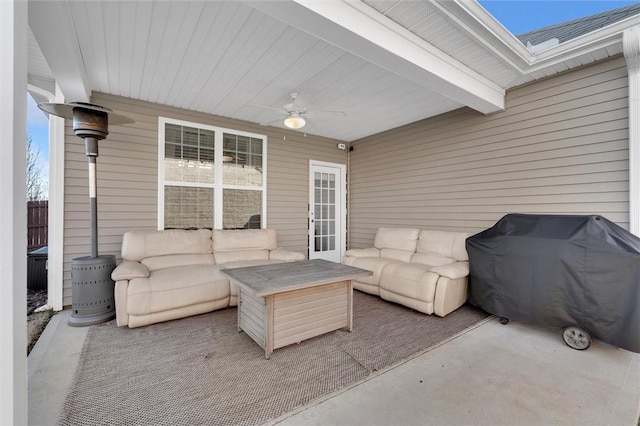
[112,260,149,281]
[379,262,439,314]
[141,253,215,272]
[430,262,469,280]
[212,229,277,251]
[218,258,286,269]
[380,248,414,263]
[410,252,455,267]
[380,263,439,301]
[214,249,270,265]
[343,256,401,294]
[344,247,380,258]
[126,264,229,315]
[269,249,306,262]
[122,229,212,261]
[417,230,470,261]
[374,228,420,251]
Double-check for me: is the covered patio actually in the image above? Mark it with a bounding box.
[29,309,639,424]
[4,1,640,423]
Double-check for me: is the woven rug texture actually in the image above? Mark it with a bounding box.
[59,291,488,426]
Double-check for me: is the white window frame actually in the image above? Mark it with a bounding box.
[158,117,267,230]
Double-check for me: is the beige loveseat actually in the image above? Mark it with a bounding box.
[111,228,305,328]
[342,228,470,317]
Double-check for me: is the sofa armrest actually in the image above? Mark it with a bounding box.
[111,261,150,281]
[344,248,380,258]
[114,280,129,327]
[430,261,469,280]
[269,249,305,261]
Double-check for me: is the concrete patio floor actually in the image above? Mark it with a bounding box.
[29,309,640,425]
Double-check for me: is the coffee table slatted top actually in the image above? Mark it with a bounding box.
[221,259,371,297]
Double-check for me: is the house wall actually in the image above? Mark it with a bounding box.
[62,92,347,306]
[348,56,629,248]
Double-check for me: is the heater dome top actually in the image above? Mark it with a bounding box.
[38,101,134,125]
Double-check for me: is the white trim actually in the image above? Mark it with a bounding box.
[28,1,90,102]
[157,117,166,229]
[528,16,639,67]
[1,1,28,423]
[213,125,224,229]
[308,160,347,262]
[47,83,65,311]
[624,27,640,236]
[420,1,640,80]
[158,116,267,230]
[26,84,54,105]
[432,1,531,71]
[248,0,504,114]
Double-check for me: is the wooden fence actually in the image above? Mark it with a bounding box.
[28,200,48,250]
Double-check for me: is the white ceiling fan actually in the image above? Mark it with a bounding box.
[249,92,346,130]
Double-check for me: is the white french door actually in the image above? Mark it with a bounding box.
[309,161,346,263]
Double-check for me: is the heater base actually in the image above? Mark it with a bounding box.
[68,255,116,327]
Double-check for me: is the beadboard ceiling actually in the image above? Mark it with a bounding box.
[27,0,636,142]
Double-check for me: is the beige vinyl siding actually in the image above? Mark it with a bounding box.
[348,56,629,249]
[62,92,347,306]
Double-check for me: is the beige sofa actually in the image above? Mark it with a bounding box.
[342,228,471,317]
[111,228,305,328]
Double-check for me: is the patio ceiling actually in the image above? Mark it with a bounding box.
[27,0,638,142]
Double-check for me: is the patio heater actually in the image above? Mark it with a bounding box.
[38,102,134,326]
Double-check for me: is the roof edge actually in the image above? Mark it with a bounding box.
[440,0,640,80]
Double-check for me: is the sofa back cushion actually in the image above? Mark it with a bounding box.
[410,252,455,267]
[141,253,215,272]
[374,228,419,262]
[122,229,212,262]
[212,229,277,264]
[416,230,470,261]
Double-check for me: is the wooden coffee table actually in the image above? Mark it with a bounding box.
[221,259,371,359]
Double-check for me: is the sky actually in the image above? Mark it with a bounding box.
[478,1,640,35]
[26,0,640,195]
[27,94,50,194]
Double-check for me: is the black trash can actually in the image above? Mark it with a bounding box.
[27,246,48,291]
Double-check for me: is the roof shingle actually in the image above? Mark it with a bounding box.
[517,3,640,47]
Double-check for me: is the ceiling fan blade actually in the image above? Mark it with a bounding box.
[302,118,320,132]
[247,103,285,113]
[259,117,285,126]
[313,110,347,117]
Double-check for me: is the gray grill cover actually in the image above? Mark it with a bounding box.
[466,214,640,353]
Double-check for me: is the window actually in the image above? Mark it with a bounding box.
[159,118,266,230]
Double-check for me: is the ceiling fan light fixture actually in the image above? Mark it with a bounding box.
[284,113,306,129]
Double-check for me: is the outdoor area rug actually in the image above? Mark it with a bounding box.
[58,291,489,425]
